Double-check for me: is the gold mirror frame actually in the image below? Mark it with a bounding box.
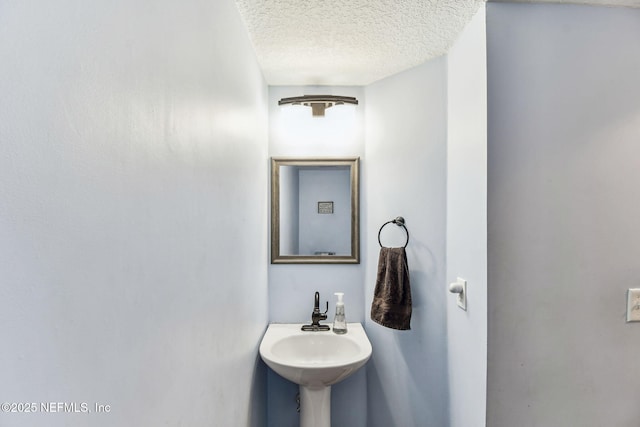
[271,157,360,264]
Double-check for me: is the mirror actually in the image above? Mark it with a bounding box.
[271,157,360,264]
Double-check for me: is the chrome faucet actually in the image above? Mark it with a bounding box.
[301,291,330,331]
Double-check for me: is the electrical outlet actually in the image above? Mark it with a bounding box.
[627,289,640,322]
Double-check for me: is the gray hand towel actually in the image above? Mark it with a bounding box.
[370,247,412,330]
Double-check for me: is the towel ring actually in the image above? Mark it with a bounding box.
[378,216,409,248]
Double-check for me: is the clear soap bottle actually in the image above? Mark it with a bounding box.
[333,292,347,334]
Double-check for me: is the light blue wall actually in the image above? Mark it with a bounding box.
[364,58,449,427]
[0,0,269,426]
[267,86,366,324]
[447,6,488,427]
[487,3,640,426]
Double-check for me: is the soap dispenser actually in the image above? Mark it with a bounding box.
[333,292,347,334]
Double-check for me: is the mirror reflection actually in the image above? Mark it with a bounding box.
[271,158,359,264]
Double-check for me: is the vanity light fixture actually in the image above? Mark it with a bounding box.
[278,95,358,117]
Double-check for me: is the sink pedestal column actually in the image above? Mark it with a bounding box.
[299,385,331,427]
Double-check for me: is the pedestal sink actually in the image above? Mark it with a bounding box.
[259,323,372,427]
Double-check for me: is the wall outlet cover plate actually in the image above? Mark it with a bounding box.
[627,288,640,322]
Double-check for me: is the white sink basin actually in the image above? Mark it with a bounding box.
[259,323,372,388]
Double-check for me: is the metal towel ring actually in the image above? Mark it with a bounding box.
[378,216,409,248]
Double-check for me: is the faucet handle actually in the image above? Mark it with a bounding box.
[322,301,328,315]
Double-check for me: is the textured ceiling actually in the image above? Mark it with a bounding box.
[234,0,484,85]
[234,0,640,86]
